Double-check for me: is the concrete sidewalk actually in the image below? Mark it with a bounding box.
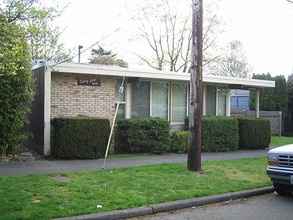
[0,149,268,176]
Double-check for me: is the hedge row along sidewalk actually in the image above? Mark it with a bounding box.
[49,116,271,160]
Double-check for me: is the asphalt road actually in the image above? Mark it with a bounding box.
[128,193,293,220]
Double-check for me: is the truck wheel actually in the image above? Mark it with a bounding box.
[273,183,292,196]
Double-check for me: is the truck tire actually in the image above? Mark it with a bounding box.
[273,183,292,196]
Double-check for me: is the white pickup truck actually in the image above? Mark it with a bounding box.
[267,144,293,195]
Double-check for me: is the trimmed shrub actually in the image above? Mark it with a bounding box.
[51,117,110,159]
[236,117,271,149]
[115,117,170,154]
[202,116,239,152]
[171,116,239,153]
[170,131,188,154]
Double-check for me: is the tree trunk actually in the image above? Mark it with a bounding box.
[188,0,203,172]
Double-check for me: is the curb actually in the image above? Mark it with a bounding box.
[53,186,274,220]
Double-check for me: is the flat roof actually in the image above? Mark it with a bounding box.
[44,61,275,89]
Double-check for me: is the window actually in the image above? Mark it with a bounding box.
[206,85,227,116]
[131,81,150,117]
[172,83,187,123]
[123,80,189,123]
[206,85,216,115]
[151,82,169,120]
[217,86,226,116]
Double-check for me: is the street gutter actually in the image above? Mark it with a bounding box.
[54,186,274,220]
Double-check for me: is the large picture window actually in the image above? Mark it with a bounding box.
[119,80,228,122]
[172,83,187,123]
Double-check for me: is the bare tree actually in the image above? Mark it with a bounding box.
[207,40,252,78]
[131,0,224,72]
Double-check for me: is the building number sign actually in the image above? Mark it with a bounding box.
[77,78,101,86]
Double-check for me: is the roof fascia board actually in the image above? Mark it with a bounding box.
[47,62,275,88]
[48,62,189,81]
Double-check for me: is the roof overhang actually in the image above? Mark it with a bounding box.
[45,61,275,89]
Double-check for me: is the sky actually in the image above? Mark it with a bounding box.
[55,0,293,78]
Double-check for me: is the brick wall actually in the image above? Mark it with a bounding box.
[51,72,115,122]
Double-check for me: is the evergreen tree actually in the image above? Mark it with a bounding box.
[0,19,34,155]
[249,73,288,119]
[89,46,128,68]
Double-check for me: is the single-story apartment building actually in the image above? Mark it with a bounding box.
[28,61,275,156]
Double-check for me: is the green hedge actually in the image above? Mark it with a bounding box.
[236,117,271,149]
[202,116,239,152]
[171,116,239,153]
[115,117,170,154]
[51,117,110,159]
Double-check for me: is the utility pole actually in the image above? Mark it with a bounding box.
[188,0,203,172]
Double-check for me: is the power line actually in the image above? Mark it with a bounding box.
[51,28,120,67]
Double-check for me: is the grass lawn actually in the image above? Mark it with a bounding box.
[270,136,293,147]
[0,157,271,220]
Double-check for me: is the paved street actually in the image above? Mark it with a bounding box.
[128,193,293,220]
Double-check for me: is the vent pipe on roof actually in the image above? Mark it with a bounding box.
[78,45,83,63]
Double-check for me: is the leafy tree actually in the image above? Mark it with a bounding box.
[249,74,288,119]
[1,0,71,62]
[89,46,128,68]
[0,19,34,156]
[25,6,71,61]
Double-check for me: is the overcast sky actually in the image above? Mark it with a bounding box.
[56,0,293,78]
